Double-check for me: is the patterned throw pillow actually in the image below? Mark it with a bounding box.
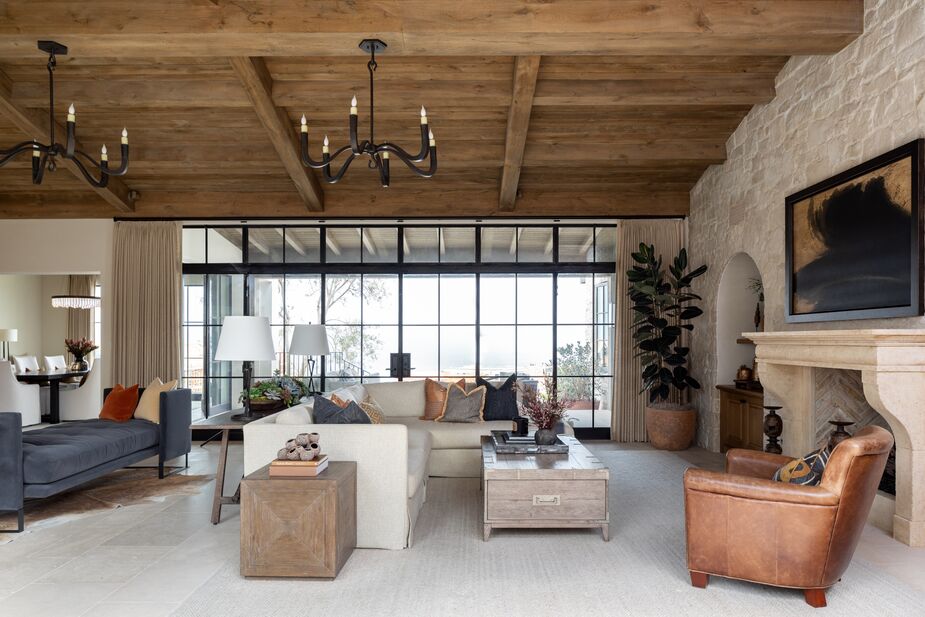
[329,394,351,408]
[477,374,518,421]
[359,400,384,424]
[436,384,486,423]
[773,446,832,486]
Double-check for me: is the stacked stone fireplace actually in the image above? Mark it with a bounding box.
[748,329,925,547]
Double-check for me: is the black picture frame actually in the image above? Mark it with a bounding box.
[785,139,924,323]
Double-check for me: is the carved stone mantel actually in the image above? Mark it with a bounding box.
[747,329,925,547]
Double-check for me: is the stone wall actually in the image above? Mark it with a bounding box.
[688,0,925,450]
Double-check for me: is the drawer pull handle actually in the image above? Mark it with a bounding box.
[533,495,561,506]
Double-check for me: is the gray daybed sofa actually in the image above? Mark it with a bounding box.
[0,387,192,532]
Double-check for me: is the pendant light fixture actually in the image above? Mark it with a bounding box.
[299,39,437,188]
[51,295,101,310]
[0,41,129,187]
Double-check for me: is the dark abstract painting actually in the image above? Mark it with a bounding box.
[786,140,923,322]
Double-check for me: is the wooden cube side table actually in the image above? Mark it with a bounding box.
[240,461,357,578]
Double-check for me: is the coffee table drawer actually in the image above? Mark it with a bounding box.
[486,479,606,521]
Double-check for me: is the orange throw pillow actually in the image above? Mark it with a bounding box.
[329,394,351,409]
[421,378,466,421]
[99,384,140,422]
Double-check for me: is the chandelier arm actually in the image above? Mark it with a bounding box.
[349,113,361,154]
[299,133,328,169]
[68,153,110,188]
[69,145,129,176]
[378,153,390,188]
[390,146,438,178]
[376,139,428,164]
[0,142,42,167]
[322,152,359,184]
[32,152,48,185]
[66,119,76,158]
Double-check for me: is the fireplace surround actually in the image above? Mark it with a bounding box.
[749,329,925,547]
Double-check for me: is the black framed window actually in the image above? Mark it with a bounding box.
[182,223,617,433]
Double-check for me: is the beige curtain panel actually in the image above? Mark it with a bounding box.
[66,274,96,349]
[612,219,687,442]
[111,221,182,386]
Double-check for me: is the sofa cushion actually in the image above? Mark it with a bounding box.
[313,395,371,424]
[275,404,313,425]
[330,383,369,404]
[421,378,465,421]
[387,416,513,450]
[406,428,432,499]
[134,377,178,424]
[477,374,518,421]
[21,419,159,484]
[99,384,140,422]
[436,384,486,423]
[365,380,426,417]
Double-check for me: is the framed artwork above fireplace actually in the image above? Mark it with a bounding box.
[785,139,924,323]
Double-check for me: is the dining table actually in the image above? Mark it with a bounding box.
[15,369,89,424]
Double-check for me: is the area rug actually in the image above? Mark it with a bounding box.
[171,450,925,617]
[0,469,211,539]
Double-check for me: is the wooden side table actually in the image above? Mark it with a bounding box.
[190,410,254,525]
[240,462,357,579]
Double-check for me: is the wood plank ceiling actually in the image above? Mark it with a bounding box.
[0,1,864,219]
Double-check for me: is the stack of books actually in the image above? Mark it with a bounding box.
[269,454,329,477]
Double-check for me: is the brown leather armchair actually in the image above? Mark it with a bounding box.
[684,426,893,608]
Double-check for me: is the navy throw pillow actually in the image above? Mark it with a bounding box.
[313,395,371,425]
[476,374,518,421]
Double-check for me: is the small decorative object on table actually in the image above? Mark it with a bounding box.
[64,337,97,372]
[763,405,783,454]
[828,420,855,450]
[240,373,309,415]
[271,432,326,476]
[490,430,568,454]
[512,416,529,437]
[734,365,754,389]
[520,374,571,446]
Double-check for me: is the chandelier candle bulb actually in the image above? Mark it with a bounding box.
[429,130,436,147]
[121,129,128,145]
[420,106,428,124]
[300,115,308,133]
[100,145,107,161]
[322,135,330,154]
[67,103,75,123]
[350,95,358,115]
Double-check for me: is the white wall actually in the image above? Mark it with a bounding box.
[715,254,762,384]
[0,220,113,385]
[0,275,43,359]
[41,276,69,357]
[688,0,925,450]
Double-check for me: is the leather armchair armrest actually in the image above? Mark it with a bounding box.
[726,448,793,479]
[684,468,839,506]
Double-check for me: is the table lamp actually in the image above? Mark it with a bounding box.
[214,316,276,420]
[0,329,17,361]
[289,324,330,395]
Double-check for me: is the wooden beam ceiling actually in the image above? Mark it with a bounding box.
[499,57,540,211]
[0,67,135,212]
[0,1,864,57]
[0,1,865,219]
[230,56,323,211]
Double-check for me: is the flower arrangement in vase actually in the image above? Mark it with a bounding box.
[520,374,572,445]
[64,337,98,371]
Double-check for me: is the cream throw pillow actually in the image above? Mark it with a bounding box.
[134,377,178,423]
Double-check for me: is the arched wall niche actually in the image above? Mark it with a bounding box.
[715,252,763,384]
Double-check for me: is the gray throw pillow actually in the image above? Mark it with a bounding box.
[436,384,486,423]
[313,395,371,425]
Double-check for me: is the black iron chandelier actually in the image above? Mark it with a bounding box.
[0,41,129,187]
[299,39,436,188]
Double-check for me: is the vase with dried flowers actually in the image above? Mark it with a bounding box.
[64,337,98,372]
[520,374,572,445]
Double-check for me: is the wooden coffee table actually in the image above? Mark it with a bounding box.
[481,435,609,541]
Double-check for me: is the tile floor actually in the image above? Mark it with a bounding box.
[0,441,923,617]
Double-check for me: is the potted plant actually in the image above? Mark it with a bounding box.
[239,373,309,414]
[520,374,572,445]
[64,337,98,372]
[627,243,707,450]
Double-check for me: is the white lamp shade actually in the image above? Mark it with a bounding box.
[0,329,17,343]
[289,324,330,356]
[214,316,276,362]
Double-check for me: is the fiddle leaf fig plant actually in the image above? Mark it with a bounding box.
[627,243,707,404]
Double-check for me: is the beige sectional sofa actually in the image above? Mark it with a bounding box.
[243,379,571,550]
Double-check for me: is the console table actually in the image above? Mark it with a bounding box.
[190,410,254,524]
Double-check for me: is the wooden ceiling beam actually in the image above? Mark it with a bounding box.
[0,67,135,212]
[0,1,864,57]
[230,56,323,211]
[499,56,540,211]
[0,189,689,219]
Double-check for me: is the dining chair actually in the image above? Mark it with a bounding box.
[59,360,102,421]
[43,355,67,372]
[0,360,41,426]
[11,355,39,374]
